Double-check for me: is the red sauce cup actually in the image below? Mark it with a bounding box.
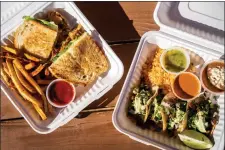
[46,79,76,108]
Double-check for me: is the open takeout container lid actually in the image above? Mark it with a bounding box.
[178,2,224,31]
[153,2,224,54]
[112,2,224,150]
[1,2,124,134]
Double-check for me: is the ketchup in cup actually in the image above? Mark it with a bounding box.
[46,79,76,108]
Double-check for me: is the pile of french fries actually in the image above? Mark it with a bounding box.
[1,46,55,120]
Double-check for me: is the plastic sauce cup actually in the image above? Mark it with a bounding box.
[172,72,201,101]
[200,59,224,95]
[46,79,76,108]
[160,47,190,75]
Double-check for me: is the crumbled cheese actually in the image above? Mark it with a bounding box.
[208,66,224,90]
[141,105,146,111]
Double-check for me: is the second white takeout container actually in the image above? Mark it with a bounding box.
[1,2,124,134]
[112,2,224,150]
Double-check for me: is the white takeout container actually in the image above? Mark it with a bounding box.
[113,2,224,150]
[1,2,124,134]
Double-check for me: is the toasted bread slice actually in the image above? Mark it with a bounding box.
[49,32,109,85]
[14,20,57,59]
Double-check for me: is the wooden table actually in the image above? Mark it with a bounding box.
[1,2,160,150]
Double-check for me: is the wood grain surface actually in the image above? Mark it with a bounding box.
[1,111,159,150]
[1,2,160,150]
[75,2,159,42]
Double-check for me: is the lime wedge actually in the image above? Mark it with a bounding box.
[178,130,213,149]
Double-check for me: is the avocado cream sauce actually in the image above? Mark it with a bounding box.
[163,50,187,72]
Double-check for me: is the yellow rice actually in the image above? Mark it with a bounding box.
[142,48,175,92]
[142,47,196,93]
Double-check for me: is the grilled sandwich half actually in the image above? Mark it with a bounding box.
[49,31,109,85]
[59,24,85,52]
[14,16,58,59]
